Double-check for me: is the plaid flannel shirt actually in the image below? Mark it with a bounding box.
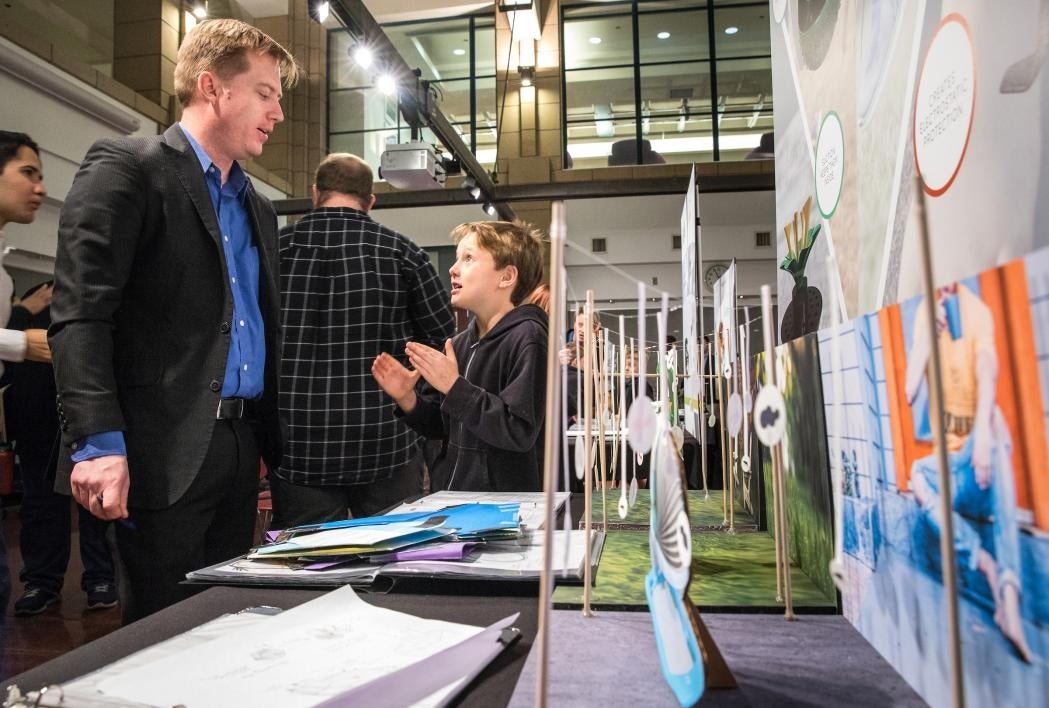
[277,207,454,485]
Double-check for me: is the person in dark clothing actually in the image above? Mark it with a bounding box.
[372,220,547,492]
[560,305,599,426]
[6,282,117,615]
[272,153,454,527]
[0,130,56,621]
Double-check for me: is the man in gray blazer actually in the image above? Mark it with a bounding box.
[49,19,299,622]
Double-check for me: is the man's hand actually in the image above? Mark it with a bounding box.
[406,340,459,394]
[19,283,53,315]
[372,353,421,412]
[558,347,574,366]
[23,329,51,363]
[70,455,130,520]
[972,425,993,489]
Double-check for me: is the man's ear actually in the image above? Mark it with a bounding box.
[500,264,519,291]
[365,194,377,212]
[311,185,320,208]
[197,71,221,104]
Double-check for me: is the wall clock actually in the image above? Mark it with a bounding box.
[703,263,728,293]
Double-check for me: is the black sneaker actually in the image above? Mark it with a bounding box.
[13,586,59,616]
[86,583,119,610]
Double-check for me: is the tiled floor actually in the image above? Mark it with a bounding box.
[0,503,121,681]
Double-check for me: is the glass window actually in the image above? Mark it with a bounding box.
[564,66,637,130]
[474,18,496,76]
[386,18,472,81]
[564,65,639,169]
[563,14,635,70]
[431,78,473,123]
[639,62,714,164]
[714,3,771,59]
[330,129,402,168]
[638,7,707,64]
[327,13,495,173]
[561,1,772,165]
[716,56,772,111]
[330,86,400,134]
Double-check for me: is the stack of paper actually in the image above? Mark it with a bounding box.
[187,492,601,588]
[248,502,523,562]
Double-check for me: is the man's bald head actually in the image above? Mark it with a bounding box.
[313,153,374,209]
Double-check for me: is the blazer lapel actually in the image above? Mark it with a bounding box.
[162,124,223,249]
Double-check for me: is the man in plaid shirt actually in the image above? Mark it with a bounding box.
[273,153,454,527]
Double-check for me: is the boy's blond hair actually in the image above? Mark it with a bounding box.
[451,220,546,306]
[174,18,300,107]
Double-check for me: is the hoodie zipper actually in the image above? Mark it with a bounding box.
[445,340,481,490]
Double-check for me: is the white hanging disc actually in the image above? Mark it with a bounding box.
[726,393,743,437]
[627,395,657,454]
[754,384,787,447]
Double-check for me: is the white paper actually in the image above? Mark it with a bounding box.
[97,586,483,708]
[58,613,273,707]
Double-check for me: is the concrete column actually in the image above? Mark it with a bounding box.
[494,0,562,187]
[112,0,181,112]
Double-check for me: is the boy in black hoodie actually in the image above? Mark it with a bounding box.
[372,220,547,491]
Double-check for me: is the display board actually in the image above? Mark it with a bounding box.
[771,0,1049,331]
[680,166,702,439]
[773,2,1049,702]
[827,251,1049,707]
[758,334,835,601]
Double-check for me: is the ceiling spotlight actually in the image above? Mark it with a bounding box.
[453,48,466,56]
[191,1,208,19]
[307,0,329,23]
[519,66,534,87]
[589,36,602,45]
[483,201,497,216]
[724,26,739,35]
[376,74,397,96]
[657,31,670,39]
[352,45,373,69]
[463,176,482,201]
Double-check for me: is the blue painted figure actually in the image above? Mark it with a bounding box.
[905,283,1031,663]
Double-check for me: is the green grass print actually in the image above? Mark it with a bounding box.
[759,334,836,600]
[584,490,756,530]
[552,530,836,609]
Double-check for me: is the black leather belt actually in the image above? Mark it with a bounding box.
[216,398,246,420]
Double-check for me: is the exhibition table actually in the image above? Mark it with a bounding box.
[1,585,540,707]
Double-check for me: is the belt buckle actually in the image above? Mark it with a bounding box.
[216,398,245,420]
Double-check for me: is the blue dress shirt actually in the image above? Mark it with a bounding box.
[72,124,267,463]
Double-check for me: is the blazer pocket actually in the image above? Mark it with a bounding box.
[116,355,164,387]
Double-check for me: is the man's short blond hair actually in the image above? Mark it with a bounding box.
[451,220,546,306]
[174,19,300,107]
[315,153,373,204]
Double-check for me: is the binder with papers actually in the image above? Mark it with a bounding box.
[3,587,520,708]
[185,491,602,588]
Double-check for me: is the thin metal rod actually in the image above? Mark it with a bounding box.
[582,291,595,617]
[716,340,729,525]
[535,201,567,708]
[597,330,609,531]
[915,181,965,708]
[761,285,791,615]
